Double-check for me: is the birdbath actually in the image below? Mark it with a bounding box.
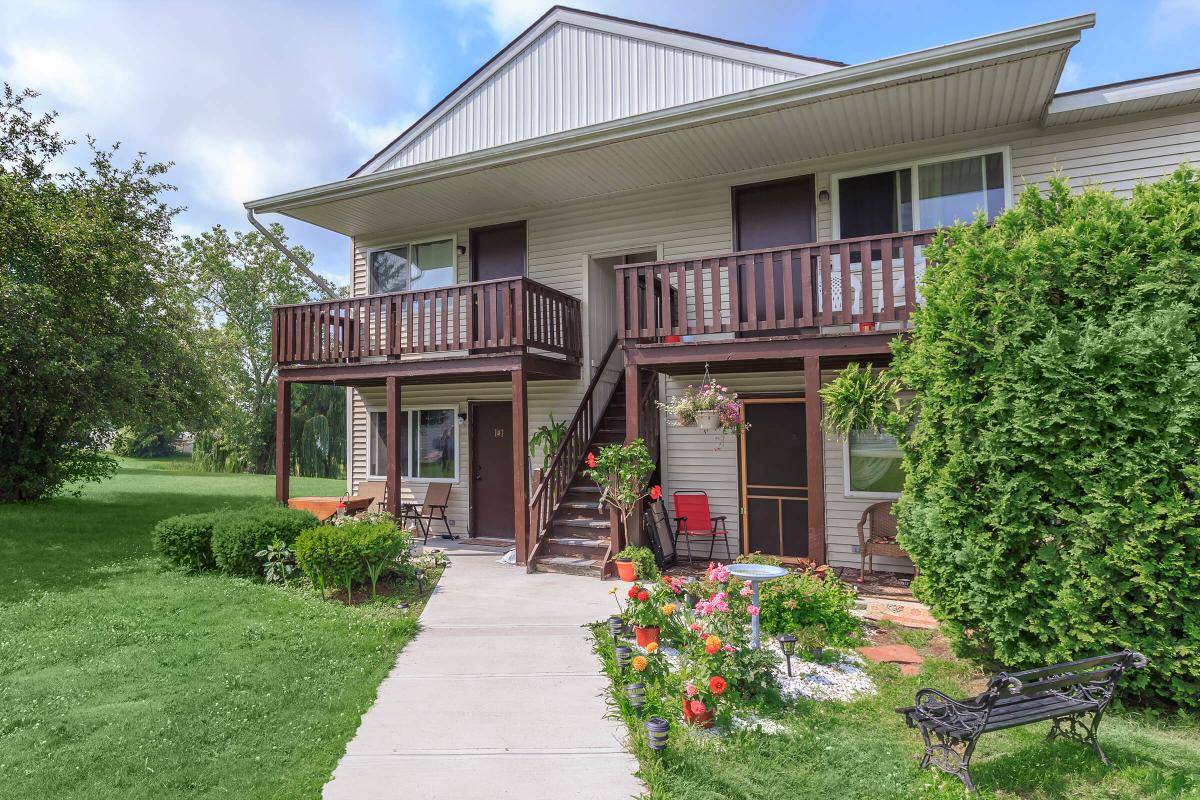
[726,563,789,648]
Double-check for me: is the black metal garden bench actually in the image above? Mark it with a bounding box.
[897,650,1147,793]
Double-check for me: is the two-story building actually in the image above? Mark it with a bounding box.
[248,7,1200,577]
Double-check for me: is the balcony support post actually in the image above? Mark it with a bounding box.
[511,366,530,564]
[803,355,826,563]
[275,378,291,503]
[386,376,401,518]
[623,360,642,548]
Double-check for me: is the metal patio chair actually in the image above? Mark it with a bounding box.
[672,490,730,564]
[401,482,455,543]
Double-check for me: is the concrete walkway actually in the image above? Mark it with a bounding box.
[324,543,644,800]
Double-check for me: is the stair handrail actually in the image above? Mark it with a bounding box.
[527,336,620,571]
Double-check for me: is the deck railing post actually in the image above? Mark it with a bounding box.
[275,379,291,503]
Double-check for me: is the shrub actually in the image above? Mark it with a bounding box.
[890,167,1200,710]
[152,511,223,572]
[211,505,320,577]
[614,545,659,580]
[294,520,410,601]
[757,572,860,646]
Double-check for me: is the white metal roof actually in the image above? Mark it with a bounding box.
[1045,68,1200,127]
[247,14,1095,236]
[354,6,842,176]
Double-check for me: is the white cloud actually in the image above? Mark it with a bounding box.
[1057,60,1085,92]
[444,0,548,41]
[1149,0,1200,43]
[0,0,432,282]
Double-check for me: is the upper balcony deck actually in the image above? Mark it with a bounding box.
[615,229,936,369]
[271,276,582,384]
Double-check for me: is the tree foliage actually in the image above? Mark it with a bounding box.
[891,167,1200,709]
[174,225,346,478]
[0,86,214,500]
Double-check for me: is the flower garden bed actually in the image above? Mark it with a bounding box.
[593,561,1200,799]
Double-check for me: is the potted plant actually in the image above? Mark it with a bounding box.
[819,362,902,438]
[583,439,656,559]
[613,545,658,583]
[623,583,667,646]
[528,414,568,471]
[658,392,696,427]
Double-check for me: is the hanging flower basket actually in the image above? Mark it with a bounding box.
[694,410,719,431]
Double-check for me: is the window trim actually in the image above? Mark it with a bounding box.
[366,234,458,295]
[366,405,459,483]
[830,146,1012,239]
[842,430,903,500]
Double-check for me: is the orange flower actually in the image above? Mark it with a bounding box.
[660,603,676,616]
[645,641,659,653]
[704,635,722,654]
[631,655,648,672]
[709,675,727,695]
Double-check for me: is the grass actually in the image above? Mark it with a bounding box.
[0,458,429,798]
[594,627,1200,800]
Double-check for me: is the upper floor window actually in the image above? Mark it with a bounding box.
[836,151,1007,238]
[369,238,456,294]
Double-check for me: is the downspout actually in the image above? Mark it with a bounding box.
[247,209,338,298]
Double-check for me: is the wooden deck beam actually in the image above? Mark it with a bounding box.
[275,379,291,504]
[511,367,530,564]
[803,355,826,564]
[277,352,579,386]
[386,376,401,518]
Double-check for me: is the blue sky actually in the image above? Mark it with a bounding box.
[2,0,1198,287]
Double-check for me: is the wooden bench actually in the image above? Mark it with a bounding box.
[897,650,1147,793]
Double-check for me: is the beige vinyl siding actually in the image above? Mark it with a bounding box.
[344,103,1200,553]
[1011,108,1200,195]
[658,369,909,572]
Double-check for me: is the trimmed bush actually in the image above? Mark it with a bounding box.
[211,505,320,577]
[152,511,223,572]
[757,572,860,646]
[891,167,1200,710]
[294,520,410,600]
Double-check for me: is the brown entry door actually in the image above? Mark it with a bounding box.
[471,402,515,539]
[470,222,526,349]
[740,399,808,558]
[733,176,816,328]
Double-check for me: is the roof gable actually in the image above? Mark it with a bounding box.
[354,6,842,176]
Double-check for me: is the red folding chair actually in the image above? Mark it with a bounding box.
[672,490,731,563]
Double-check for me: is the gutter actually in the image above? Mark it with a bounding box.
[247,209,338,299]
[245,13,1094,217]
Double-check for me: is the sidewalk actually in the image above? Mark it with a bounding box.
[324,543,644,799]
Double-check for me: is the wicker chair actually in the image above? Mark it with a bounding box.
[856,501,912,576]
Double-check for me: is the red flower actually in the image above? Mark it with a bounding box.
[628,586,639,599]
[649,485,662,501]
[709,676,727,696]
[637,590,649,602]
[689,700,706,716]
[585,452,597,469]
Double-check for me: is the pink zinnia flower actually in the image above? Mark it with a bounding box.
[722,644,736,652]
[685,683,698,697]
[716,602,730,613]
[689,700,707,716]
[740,586,753,597]
[689,623,702,633]
[747,604,760,616]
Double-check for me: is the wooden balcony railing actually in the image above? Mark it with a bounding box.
[615,229,937,341]
[272,277,582,366]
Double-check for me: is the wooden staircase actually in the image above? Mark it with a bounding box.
[531,379,627,577]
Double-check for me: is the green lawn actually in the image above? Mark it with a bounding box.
[596,628,1200,800]
[0,459,423,798]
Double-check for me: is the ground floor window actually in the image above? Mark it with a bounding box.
[845,430,903,497]
[368,408,457,481]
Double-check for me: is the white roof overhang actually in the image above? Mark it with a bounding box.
[1045,68,1200,126]
[246,14,1094,237]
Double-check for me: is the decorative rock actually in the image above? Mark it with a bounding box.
[856,644,924,669]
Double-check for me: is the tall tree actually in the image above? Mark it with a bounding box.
[0,86,215,501]
[176,224,345,477]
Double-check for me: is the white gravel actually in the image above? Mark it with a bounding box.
[770,640,877,703]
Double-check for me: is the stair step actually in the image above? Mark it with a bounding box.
[534,556,602,578]
[560,500,602,512]
[557,517,610,529]
[545,536,609,560]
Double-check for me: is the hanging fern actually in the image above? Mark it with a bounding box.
[819,363,901,437]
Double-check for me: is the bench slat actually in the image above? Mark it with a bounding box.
[1007,653,1129,683]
